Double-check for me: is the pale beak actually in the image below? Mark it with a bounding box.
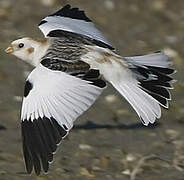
[5,46,14,54]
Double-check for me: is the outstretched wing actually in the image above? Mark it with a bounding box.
[21,64,105,175]
[38,4,114,50]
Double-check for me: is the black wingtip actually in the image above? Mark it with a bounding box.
[38,20,47,26]
[49,4,92,22]
[21,117,67,175]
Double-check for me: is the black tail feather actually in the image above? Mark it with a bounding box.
[146,66,175,75]
[140,82,171,100]
[132,65,175,108]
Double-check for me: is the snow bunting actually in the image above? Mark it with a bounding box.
[5,4,175,175]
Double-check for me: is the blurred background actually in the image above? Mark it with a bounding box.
[0,0,183,179]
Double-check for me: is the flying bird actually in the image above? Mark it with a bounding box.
[5,4,175,175]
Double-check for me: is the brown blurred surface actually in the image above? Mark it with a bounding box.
[0,0,183,179]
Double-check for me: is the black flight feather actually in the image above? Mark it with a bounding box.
[21,117,67,175]
[49,4,92,22]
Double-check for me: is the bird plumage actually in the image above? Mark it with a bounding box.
[38,4,114,50]
[5,4,175,175]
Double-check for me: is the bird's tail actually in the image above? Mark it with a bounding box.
[109,52,175,125]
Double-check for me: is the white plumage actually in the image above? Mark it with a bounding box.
[125,52,173,68]
[81,47,165,126]
[39,16,112,48]
[21,64,104,130]
[5,4,175,175]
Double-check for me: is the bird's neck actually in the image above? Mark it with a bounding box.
[31,39,50,67]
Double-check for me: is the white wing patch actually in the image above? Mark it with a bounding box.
[21,64,105,175]
[38,5,113,49]
[21,64,104,130]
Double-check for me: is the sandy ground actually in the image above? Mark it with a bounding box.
[0,0,184,179]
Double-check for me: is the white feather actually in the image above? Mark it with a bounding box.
[39,16,112,48]
[125,52,173,68]
[21,64,104,130]
[82,46,163,125]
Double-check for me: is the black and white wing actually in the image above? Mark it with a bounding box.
[21,64,105,175]
[38,4,114,50]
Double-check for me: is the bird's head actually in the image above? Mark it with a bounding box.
[5,37,49,66]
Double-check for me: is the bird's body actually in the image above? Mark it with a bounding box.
[5,4,175,175]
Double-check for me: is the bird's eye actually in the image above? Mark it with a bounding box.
[18,43,24,48]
